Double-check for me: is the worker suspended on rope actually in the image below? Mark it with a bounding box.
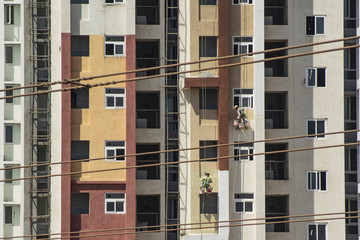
[234,105,250,129]
[199,172,212,194]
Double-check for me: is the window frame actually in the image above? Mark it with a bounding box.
[104,193,126,214]
[199,36,218,58]
[5,85,14,104]
[105,0,125,5]
[306,119,326,139]
[5,125,14,144]
[307,171,327,192]
[306,68,326,88]
[234,144,254,161]
[105,88,126,109]
[308,223,327,240]
[104,36,126,57]
[306,16,326,36]
[233,88,254,109]
[4,5,14,25]
[234,193,254,213]
[105,141,126,162]
[233,0,253,5]
[233,37,253,55]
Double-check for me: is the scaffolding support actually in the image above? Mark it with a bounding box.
[28,0,51,238]
[165,0,180,239]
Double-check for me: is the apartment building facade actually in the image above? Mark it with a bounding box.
[0,0,359,240]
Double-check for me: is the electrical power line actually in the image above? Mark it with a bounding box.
[1,126,358,172]
[2,141,358,183]
[2,44,359,100]
[2,35,359,93]
[3,210,359,240]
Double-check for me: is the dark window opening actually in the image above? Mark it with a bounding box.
[199,88,218,110]
[266,196,289,232]
[137,195,160,231]
[265,143,288,180]
[265,92,288,129]
[71,36,89,57]
[200,0,217,5]
[5,206,12,224]
[200,140,218,161]
[265,41,288,77]
[136,144,160,179]
[71,141,90,160]
[71,193,90,215]
[71,88,89,109]
[200,193,218,214]
[136,92,160,128]
[136,41,160,76]
[199,36,217,57]
[136,0,159,25]
[265,0,287,25]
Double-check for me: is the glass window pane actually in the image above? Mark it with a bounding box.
[106,44,114,55]
[308,224,317,240]
[316,17,325,34]
[317,121,325,137]
[235,202,243,212]
[306,17,315,35]
[5,126,13,143]
[245,202,253,212]
[234,45,238,55]
[5,206,12,224]
[107,96,114,107]
[242,98,250,107]
[311,172,317,190]
[5,46,13,64]
[116,202,124,212]
[107,149,115,157]
[320,172,326,190]
[307,121,316,135]
[116,97,124,107]
[307,69,316,86]
[106,202,115,212]
[318,225,326,240]
[115,45,123,55]
[116,149,125,161]
[317,68,326,87]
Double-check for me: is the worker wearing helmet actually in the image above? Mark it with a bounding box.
[234,105,247,123]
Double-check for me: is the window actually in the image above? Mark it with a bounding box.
[265,41,288,77]
[200,0,217,5]
[136,144,160,180]
[71,0,89,3]
[105,141,125,161]
[71,193,90,214]
[200,141,218,161]
[306,16,325,35]
[234,143,253,161]
[344,0,356,28]
[199,36,217,57]
[5,86,13,104]
[345,198,358,235]
[5,206,12,224]
[105,193,126,214]
[265,0,287,25]
[5,166,13,184]
[200,193,218,214]
[308,223,326,240]
[306,68,326,87]
[233,37,253,55]
[71,141,90,160]
[105,0,124,4]
[105,88,125,108]
[136,41,160,76]
[136,92,160,128]
[4,5,14,24]
[5,125,13,144]
[71,88,89,109]
[71,36,89,57]
[265,143,288,180]
[345,96,356,121]
[233,0,253,4]
[265,93,288,129]
[307,171,327,191]
[137,195,160,230]
[233,89,254,109]
[234,193,254,213]
[345,148,357,182]
[199,88,218,110]
[105,36,125,57]
[136,0,159,25]
[307,120,325,138]
[266,196,289,232]
[5,46,14,64]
